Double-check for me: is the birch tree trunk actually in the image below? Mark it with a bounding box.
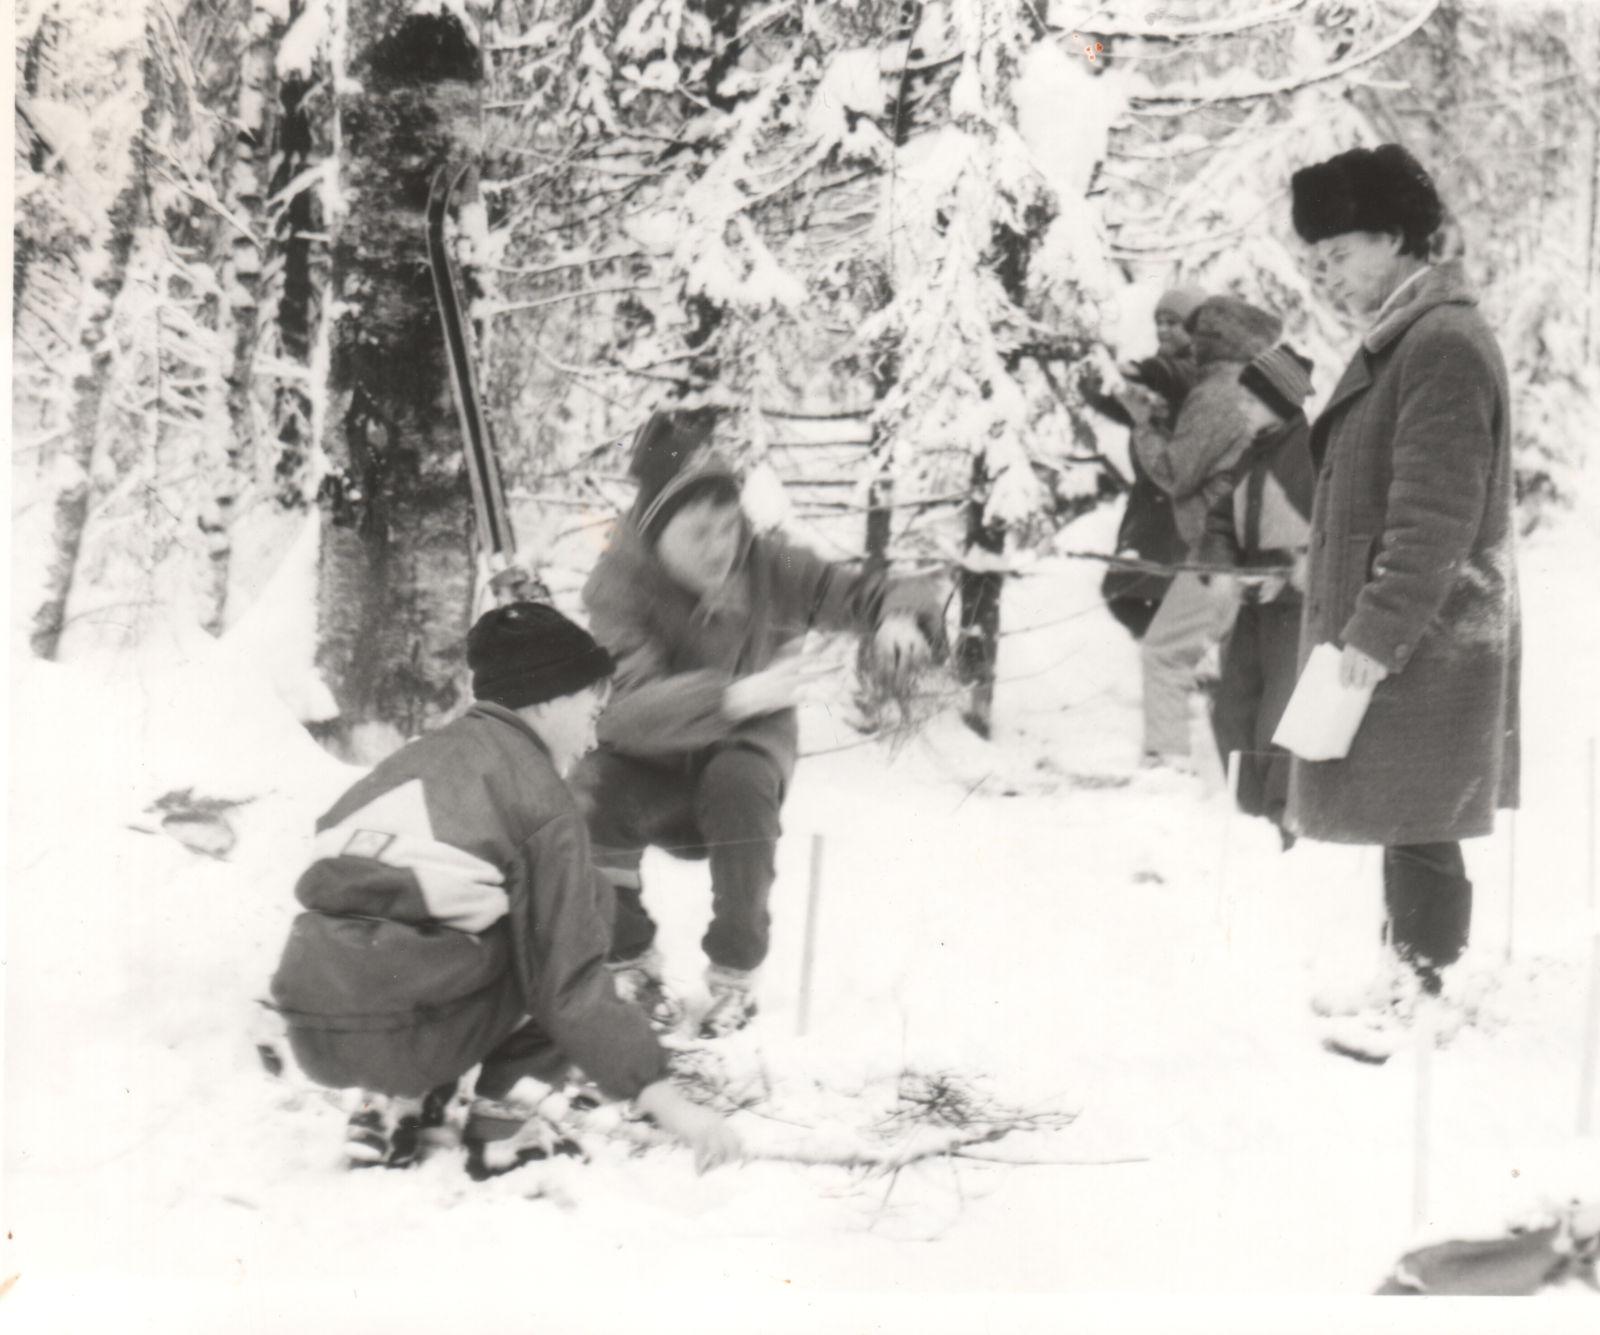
[314,2,484,759]
[32,37,156,660]
[202,0,283,630]
[15,9,101,660]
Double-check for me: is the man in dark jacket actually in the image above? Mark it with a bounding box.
[1080,285,1207,637]
[1287,144,1519,1047]
[1198,343,1316,843]
[572,410,944,1039]
[271,603,740,1176]
[1131,295,1283,767]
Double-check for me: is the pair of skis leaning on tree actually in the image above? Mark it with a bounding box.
[270,408,946,1174]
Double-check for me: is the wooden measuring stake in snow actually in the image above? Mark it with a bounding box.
[1582,738,1600,1136]
[1588,736,1597,913]
[1217,749,1243,934]
[796,833,825,1036]
[1413,1014,1434,1232]
[1504,808,1518,963]
[1581,923,1600,1137]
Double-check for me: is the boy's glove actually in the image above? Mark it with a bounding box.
[1115,382,1159,426]
[634,1080,744,1173]
[873,615,931,683]
[879,575,950,665]
[723,646,834,722]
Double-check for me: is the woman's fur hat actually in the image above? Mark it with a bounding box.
[1291,144,1444,257]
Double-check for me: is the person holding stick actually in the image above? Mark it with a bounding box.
[1286,144,1521,1046]
[572,410,945,1039]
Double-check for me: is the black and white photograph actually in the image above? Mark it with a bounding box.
[6,0,1600,1329]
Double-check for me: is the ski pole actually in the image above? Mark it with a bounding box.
[797,833,825,1036]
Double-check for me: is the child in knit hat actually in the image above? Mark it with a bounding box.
[270,601,741,1178]
[1196,344,1316,840]
[571,410,947,1039]
[1079,284,1208,638]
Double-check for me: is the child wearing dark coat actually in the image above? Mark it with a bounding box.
[270,603,740,1177]
[1131,295,1284,767]
[1079,286,1208,638]
[1198,344,1317,842]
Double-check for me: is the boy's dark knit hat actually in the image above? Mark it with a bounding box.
[1187,296,1282,365]
[1239,344,1315,420]
[1290,144,1444,254]
[467,602,613,709]
[627,407,740,545]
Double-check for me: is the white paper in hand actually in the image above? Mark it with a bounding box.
[1272,642,1375,762]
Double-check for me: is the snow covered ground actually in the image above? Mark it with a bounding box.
[6,501,1600,1333]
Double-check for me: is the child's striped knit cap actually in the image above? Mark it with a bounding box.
[1239,343,1314,420]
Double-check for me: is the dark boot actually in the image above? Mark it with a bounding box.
[344,1081,456,1169]
[1383,843,1472,995]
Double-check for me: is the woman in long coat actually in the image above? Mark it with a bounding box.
[1288,144,1520,1005]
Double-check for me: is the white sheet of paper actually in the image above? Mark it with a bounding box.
[1272,642,1376,761]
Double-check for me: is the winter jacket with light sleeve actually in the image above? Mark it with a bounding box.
[1082,351,1196,571]
[270,702,667,1101]
[1131,299,1282,551]
[1197,415,1315,592]
[585,463,943,783]
[1287,259,1521,846]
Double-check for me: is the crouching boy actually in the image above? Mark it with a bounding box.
[1198,344,1316,842]
[573,410,946,1039]
[270,602,741,1177]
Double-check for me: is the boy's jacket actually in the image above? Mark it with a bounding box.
[271,703,665,1100]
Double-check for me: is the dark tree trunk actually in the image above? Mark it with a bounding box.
[860,0,924,571]
[863,339,898,573]
[702,0,745,113]
[314,4,484,757]
[955,454,1004,739]
[269,2,327,511]
[850,2,930,721]
[953,216,1039,739]
[675,0,744,396]
[851,340,898,728]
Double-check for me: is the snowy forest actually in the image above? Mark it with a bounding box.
[9,0,1600,1327]
[13,0,1600,744]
